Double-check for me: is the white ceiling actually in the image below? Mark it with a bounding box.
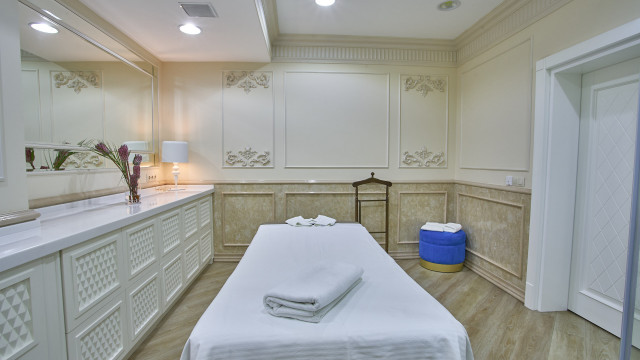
[76,0,505,63]
[79,0,271,62]
[276,0,503,40]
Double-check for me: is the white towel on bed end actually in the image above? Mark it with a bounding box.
[263,262,363,323]
[285,216,314,226]
[314,215,336,226]
[421,222,445,232]
[443,223,462,233]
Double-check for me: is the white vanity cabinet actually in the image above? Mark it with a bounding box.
[61,194,213,360]
[0,255,66,360]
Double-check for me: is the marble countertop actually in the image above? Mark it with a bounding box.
[0,185,214,273]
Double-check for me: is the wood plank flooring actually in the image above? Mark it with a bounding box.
[128,259,635,360]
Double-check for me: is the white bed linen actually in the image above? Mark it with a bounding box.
[181,223,473,360]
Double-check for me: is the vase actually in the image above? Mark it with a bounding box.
[126,193,141,205]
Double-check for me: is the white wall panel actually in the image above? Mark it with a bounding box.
[284,72,389,168]
[399,74,448,168]
[222,71,273,167]
[459,39,532,171]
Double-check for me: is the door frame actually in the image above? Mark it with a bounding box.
[526,18,640,312]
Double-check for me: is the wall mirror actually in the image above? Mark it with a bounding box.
[19,0,155,171]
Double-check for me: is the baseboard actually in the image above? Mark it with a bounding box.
[213,254,243,262]
[388,250,420,260]
[464,259,525,302]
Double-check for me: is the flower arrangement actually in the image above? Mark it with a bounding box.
[89,142,143,203]
[25,147,35,171]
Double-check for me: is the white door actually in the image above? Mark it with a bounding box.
[569,57,640,343]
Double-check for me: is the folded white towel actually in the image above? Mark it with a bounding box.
[443,223,462,233]
[314,215,336,226]
[285,216,314,226]
[421,222,445,232]
[264,262,363,323]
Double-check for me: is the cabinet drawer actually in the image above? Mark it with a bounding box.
[67,298,128,360]
[124,219,158,279]
[62,232,123,331]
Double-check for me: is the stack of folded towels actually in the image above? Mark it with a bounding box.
[263,262,363,323]
[285,215,336,226]
[421,222,463,233]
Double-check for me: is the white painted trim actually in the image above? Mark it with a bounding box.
[397,74,449,169]
[526,18,640,311]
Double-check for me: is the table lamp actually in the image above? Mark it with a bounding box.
[162,141,188,191]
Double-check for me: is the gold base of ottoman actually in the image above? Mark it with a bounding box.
[420,259,463,273]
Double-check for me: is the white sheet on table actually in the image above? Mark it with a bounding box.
[181,223,473,360]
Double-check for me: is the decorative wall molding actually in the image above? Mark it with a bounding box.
[225,148,271,167]
[224,71,271,94]
[52,71,101,94]
[456,193,525,279]
[63,152,104,169]
[403,76,446,97]
[456,0,572,64]
[402,147,446,167]
[220,192,275,247]
[396,191,447,245]
[272,45,457,66]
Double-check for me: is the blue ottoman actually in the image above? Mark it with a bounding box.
[419,229,466,272]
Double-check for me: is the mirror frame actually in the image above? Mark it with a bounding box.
[20,0,157,157]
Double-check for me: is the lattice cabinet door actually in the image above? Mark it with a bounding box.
[199,229,213,265]
[161,250,184,308]
[159,209,183,258]
[62,231,124,331]
[0,256,66,360]
[198,196,212,230]
[184,237,201,283]
[126,271,162,344]
[124,219,159,280]
[66,299,128,360]
[183,202,199,240]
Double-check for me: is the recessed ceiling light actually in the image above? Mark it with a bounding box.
[29,22,58,34]
[437,0,461,11]
[315,0,335,6]
[179,23,201,35]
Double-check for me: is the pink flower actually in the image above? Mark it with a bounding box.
[95,142,110,155]
[118,145,129,163]
[133,165,141,177]
[133,154,143,166]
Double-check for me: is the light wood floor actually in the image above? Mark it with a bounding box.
[128,259,635,360]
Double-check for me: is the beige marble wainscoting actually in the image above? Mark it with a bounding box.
[212,181,531,302]
[454,182,531,301]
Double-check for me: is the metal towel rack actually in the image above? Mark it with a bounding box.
[352,172,392,252]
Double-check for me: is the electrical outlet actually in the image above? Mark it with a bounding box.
[505,176,513,186]
[513,176,525,187]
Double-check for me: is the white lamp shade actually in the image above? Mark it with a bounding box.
[161,141,188,163]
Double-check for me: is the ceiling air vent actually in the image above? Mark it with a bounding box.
[179,2,218,18]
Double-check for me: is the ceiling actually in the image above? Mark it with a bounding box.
[77,0,505,63]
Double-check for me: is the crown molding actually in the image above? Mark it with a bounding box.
[271,44,457,66]
[262,0,571,66]
[455,0,572,64]
[272,34,457,66]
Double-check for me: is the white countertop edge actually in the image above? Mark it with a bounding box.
[0,185,214,273]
